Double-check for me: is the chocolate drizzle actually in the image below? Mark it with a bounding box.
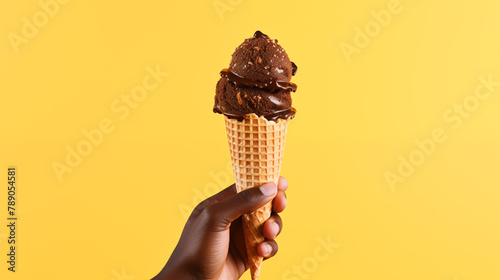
[253,30,269,39]
[291,62,298,76]
[215,107,296,122]
[220,69,297,93]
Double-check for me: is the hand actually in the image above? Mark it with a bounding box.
[152,177,289,280]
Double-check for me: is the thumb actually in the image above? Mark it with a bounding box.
[205,183,277,229]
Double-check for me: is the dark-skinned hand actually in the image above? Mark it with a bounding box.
[152,177,288,280]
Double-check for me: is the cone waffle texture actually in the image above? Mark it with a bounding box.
[224,113,289,280]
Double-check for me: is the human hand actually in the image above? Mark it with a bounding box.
[152,177,289,280]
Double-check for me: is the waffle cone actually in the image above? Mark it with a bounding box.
[224,113,289,280]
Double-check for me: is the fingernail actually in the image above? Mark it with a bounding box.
[272,222,280,237]
[260,183,277,196]
[263,244,272,256]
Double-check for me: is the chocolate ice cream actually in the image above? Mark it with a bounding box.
[214,31,298,121]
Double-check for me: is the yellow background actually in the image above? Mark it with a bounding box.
[1,0,500,279]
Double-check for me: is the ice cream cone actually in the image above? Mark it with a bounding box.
[224,113,289,280]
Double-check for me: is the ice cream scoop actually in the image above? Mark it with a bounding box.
[214,31,297,121]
